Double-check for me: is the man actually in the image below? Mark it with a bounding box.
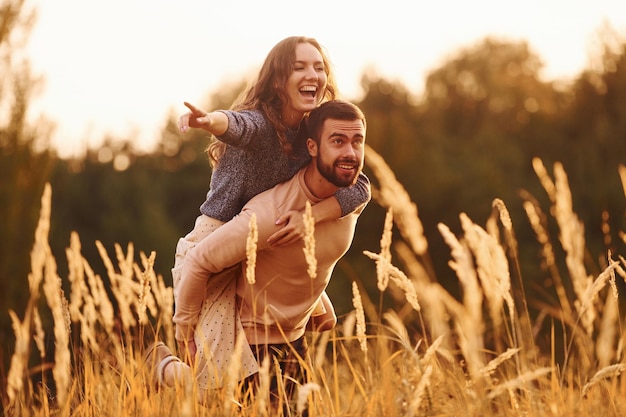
[150,100,368,404]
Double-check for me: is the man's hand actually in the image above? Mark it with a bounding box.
[268,210,305,246]
[177,339,197,365]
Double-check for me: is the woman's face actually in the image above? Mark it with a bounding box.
[281,42,328,127]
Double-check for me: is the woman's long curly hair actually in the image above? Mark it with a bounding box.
[207,36,338,166]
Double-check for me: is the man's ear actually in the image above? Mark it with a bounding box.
[306,138,318,157]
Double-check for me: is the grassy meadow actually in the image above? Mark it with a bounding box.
[2,147,626,416]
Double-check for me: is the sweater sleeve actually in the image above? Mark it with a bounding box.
[334,172,371,217]
[216,110,269,149]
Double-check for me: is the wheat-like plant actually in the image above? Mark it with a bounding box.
[352,281,368,353]
[302,201,317,280]
[246,212,258,284]
[5,156,626,416]
[364,144,428,257]
[376,208,393,291]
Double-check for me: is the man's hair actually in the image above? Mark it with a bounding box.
[305,100,366,145]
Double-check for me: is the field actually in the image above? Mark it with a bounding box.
[2,148,626,416]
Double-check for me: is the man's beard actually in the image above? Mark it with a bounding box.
[316,155,361,188]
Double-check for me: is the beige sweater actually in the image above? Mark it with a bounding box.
[174,168,365,345]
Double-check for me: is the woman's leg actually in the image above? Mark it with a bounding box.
[146,215,225,389]
[168,215,257,390]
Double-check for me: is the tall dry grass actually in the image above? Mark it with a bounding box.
[2,154,626,416]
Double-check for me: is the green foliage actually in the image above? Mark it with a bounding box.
[355,34,626,304]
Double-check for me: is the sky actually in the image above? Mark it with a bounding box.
[25,0,626,158]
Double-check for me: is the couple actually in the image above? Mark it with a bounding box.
[145,37,370,408]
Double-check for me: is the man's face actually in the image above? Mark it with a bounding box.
[315,118,365,187]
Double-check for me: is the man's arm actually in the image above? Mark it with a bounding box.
[173,208,275,342]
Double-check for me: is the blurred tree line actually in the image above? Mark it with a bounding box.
[1,0,626,368]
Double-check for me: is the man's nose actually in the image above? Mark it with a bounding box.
[343,144,357,158]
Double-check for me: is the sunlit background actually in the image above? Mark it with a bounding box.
[4,3,626,412]
[27,0,626,158]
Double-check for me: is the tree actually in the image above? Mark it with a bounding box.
[0,0,55,364]
[562,24,626,251]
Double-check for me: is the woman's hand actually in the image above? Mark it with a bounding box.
[178,101,212,133]
[268,210,305,246]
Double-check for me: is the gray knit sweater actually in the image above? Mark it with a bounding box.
[199,109,370,222]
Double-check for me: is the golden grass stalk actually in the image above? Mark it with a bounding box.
[364,144,428,257]
[341,310,356,339]
[421,334,449,366]
[490,200,517,315]
[41,229,72,408]
[6,185,55,406]
[363,250,420,312]
[96,240,138,331]
[578,261,620,317]
[6,183,73,408]
[223,331,246,413]
[6,310,30,405]
[596,290,619,367]
[480,348,520,378]
[32,308,45,359]
[616,255,626,283]
[352,281,368,353]
[390,241,451,345]
[255,355,271,415]
[435,222,489,379]
[393,240,432,286]
[80,240,115,335]
[296,382,321,415]
[618,164,626,198]
[532,157,556,203]
[149,272,175,348]
[608,250,619,302]
[437,221,483,329]
[29,184,52,297]
[246,212,258,284]
[66,231,88,323]
[77,293,99,354]
[543,160,594,335]
[135,251,156,325]
[485,367,552,401]
[382,310,412,352]
[576,260,621,368]
[522,197,573,316]
[582,363,626,396]
[376,208,393,291]
[313,329,331,369]
[303,201,317,279]
[407,364,433,417]
[460,212,514,330]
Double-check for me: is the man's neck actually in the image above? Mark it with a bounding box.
[303,164,338,200]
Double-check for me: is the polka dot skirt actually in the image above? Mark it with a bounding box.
[172,215,259,389]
